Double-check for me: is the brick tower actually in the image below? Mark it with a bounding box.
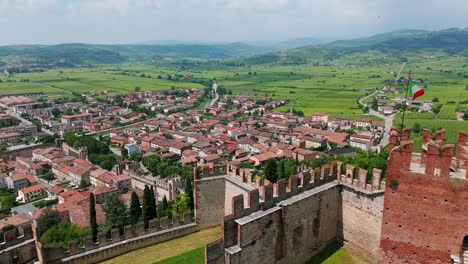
[379,128,468,263]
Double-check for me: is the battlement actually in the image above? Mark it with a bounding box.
[223,161,385,226]
[389,128,467,179]
[40,213,194,263]
[195,162,228,179]
[0,224,34,250]
[381,128,468,264]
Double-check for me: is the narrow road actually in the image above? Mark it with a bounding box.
[208,93,219,107]
[358,90,394,147]
[29,80,73,95]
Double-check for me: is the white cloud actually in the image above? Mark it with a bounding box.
[0,0,57,13]
[67,0,162,14]
[225,0,289,9]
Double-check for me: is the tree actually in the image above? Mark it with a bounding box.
[102,193,128,231]
[89,193,98,242]
[413,122,422,134]
[134,87,141,92]
[264,159,278,183]
[149,186,157,220]
[172,193,190,218]
[51,108,61,117]
[142,185,152,228]
[129,191,142,225]
[130,152,143,162]
[37,208,61,236]
[41,221,91,248]
[371,97,378,111]
[121,148,128,159]
[79,179,88,189]
[432,97,440,102]
[185,176,194,211]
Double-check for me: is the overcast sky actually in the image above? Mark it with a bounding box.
[1,0,467,45]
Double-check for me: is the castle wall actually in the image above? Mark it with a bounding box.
[0,239,37,264]
[226,182,340,264]
[37,213,196,264]
[0,225,37,264]
[195,176,226,229]
[380,130,468,264]
[339,184,384,262]
[224,177,252,216]
[62,224,199,264]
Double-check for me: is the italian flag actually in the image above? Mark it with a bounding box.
[409,81,425,100]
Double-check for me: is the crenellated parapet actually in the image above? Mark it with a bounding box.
[0,224,34,250]
[222,161,386,228]
[40,212,194,263]
[196,162,228,179]
[388,128,467,180]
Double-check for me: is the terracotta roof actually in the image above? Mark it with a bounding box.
[20,183,46,194]
[0,213,30,228]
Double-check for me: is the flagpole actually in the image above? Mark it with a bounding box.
[400,70,412,130]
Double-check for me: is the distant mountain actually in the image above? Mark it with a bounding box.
[272,37,324,50]
[242,28,468,65]
[0,42,268,67]
[2,28,467,67]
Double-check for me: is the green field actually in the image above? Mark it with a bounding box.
[0,79,69,97]
[393,118,467,152]
[307,242,372,264]
[153,246,204,264]
[14,68,204,96]
[6,54,467,138]
[100,227,221,264]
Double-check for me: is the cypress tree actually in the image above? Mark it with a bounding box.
[142,185,151,228]
[162,195,169,217]
[89,193,98,242]
[185,175,194,211]
[129,191,142,225]
[149,186,157,219]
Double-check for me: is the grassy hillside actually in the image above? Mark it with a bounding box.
[242,28,468,65]
[0,43,269,67]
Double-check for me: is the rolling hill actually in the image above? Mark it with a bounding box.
[242,28,468,65]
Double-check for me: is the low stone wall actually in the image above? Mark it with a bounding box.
[62,223,199,264]
[39,213,198,264]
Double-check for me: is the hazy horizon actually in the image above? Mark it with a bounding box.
[1,0,468,46]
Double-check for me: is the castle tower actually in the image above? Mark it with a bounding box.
[379,128,468,264]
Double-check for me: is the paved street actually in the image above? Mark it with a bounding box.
[358,91,394,147]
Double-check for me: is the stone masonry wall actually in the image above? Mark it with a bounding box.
[0,225,37,264]
[62,224,199,264]
[226,182,341,264]
[224,178,252,216]
[195,176,226,229]
[339,185,384,262]
[203,161,386,264]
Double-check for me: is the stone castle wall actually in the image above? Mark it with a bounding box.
[195,176,226,229]
[339,184,384,261]
[0,225,37,264]
[202,161,386,264]
[37,213,196,264]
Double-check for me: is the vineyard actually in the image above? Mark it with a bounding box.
[396,111,436,119]
[436,104,458,120]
